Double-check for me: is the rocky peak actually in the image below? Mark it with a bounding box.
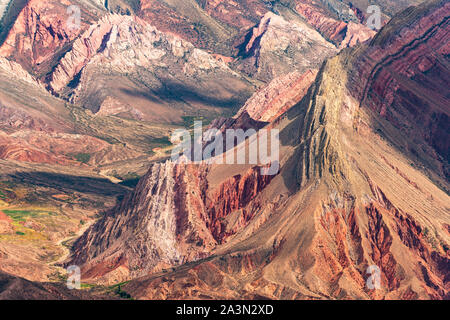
[236,12,337,82]
[69,159,275,283]
[0,0,104,75]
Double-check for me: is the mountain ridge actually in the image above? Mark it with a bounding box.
[0,0,447,300]
[67,0,449,299]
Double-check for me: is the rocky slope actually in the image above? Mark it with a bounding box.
[291,0,376,47]
[197,68,319,157]
[137,0,242,55]
[0,270,116,299]
[0,0,421,79]
[235,69,318,123]
[48,13,254,123]
[136,0,416,56]
[69,161,277,284]
[67,63,321,285]
[0,0,374,167]
[0,55,147,166]
[0,0,446,300]
[70,0,449,299]
[347,2,450,183]
[343,0,426,18]
[0,0,106,77]
[234,12,337,82]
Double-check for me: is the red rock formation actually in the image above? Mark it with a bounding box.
[137,0,406,57]
[68,160,277,283]
[205,166,274,242]
[293,1,375,48]
[0,211,13,234]
[197,0,268,30]
[0,0,103,75]
[313,203,367,298]
[236,69,318,122]
[365,204,400,291]
[138,0,214,51]
[0,57,41,86]
[49,13,129,93]
[198,68,318,159]
[348,0,450,180]
[0,130,109,165]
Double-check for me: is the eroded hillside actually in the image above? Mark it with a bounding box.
[68,0,449,299]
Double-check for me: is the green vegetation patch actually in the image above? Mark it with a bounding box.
[80,283,96,289]
[70,153,91,164]
[112,283,133,300]
[151,136,172,146]
[3,209,55,222]
[3,209,38,222]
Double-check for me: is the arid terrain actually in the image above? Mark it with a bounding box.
[0,0,448,300]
